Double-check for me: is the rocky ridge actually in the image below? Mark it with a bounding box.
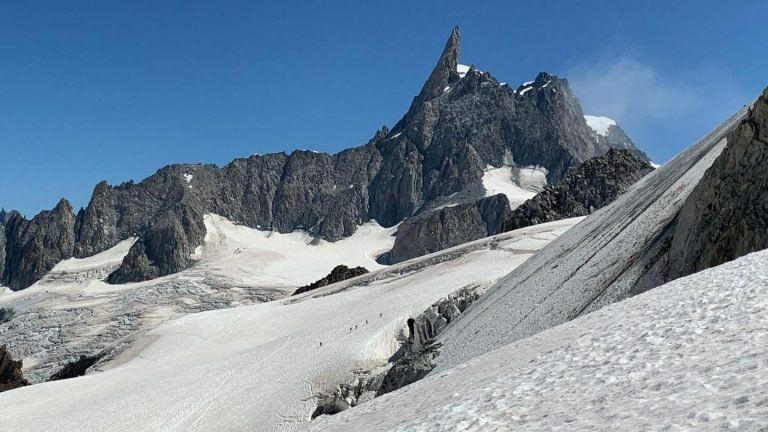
[668,88,768,279]
[502,149,654,231]
[1,27,646,291]
[294,265,370,296]
[386,194,511,264]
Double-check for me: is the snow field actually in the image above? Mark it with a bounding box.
[316,248,768,432]
[0,218,580,432]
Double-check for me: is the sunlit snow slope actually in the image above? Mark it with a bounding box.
[0,215,397,382]
[0,218,580,432]
[315,248,768,432]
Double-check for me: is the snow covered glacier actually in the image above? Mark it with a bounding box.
[0,217,579,431]
[315,248,768,431]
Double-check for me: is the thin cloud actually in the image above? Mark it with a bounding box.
[568,56,750,161]
[569,57,747,124]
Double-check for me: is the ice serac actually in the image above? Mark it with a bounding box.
[502,149,654,231]
[0,28,647,290]
[431,98,751,373]
[668,89,768,278]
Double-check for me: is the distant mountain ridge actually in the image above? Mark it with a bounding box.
[1,27,647,290]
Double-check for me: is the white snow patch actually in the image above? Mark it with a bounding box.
[456,64,471,77]
[190,214,394,288]
[183,173,193,183]
[0,218,580,432]
[388,132,402,140]
[584,115,617,137]
[519,86,533,96]
[522,80,535,86]
[316,248,768,431]
[540,80,551,88]
[51,238,137,274]
[651,161,662,168]
[443,86,451,93]
[482,165,547,208]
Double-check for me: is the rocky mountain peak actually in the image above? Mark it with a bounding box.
[418,26,461,102]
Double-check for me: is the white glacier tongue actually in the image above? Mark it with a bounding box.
[584,114,617,137]
[314,248,768,431]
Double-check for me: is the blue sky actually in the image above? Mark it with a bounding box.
[1,1,766,216]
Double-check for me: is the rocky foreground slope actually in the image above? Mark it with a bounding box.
[314,247,768,432]
[0,27,645,291]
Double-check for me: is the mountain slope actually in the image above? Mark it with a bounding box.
[668,88,768,278]
[314,247,768,432]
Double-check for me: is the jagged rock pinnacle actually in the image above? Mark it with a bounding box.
[418,26,461,101]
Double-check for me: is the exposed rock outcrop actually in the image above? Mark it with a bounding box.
[596,119,650,162]
[293,265,369,295]
[311,370,387,419]
[0,346,29,393]
[502,149,654,231]
[2,199,76,290]
[49,352,105,381]
[377,284,486,395]
[668,89,768,279]
[1,28,646,290]
[387,194,510,263]
[0,208,13,225]
[0,307,14,324]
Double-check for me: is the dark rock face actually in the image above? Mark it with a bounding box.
[668,89,768,278]
[377,285,484,396]
[48,352,105,381]
[0,346,29,393]
[0,208,13,225]
[0,307,15,324]
[2,199,76,290]
[387,194,510,264]
[1,27,646,290]
[376,343,440,397]
[597,122,651,162]
[502,149,654,231]
[293,265,369,295]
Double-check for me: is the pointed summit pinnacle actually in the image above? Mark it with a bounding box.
[418,26,461,101]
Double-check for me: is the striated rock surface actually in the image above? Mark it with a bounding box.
[502,149,654,231]
[293,265,369,296]
[0,346,29,393]
[1,27,646,290]
[668,89,768,279]
[387,194,510,264]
